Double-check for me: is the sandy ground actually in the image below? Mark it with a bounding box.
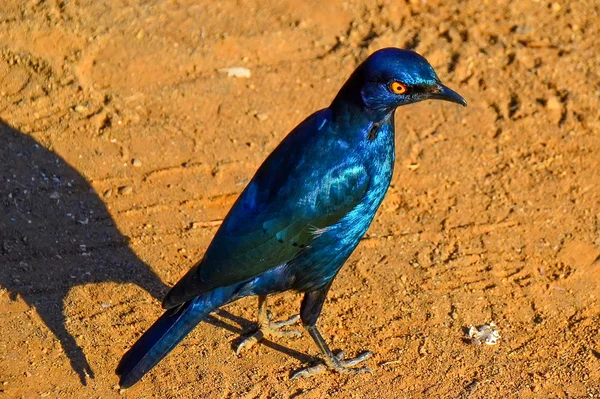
[1,0,599,398]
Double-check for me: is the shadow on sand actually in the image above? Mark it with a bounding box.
[0,121,313,385]
[0,121,167,384]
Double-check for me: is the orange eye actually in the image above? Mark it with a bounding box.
[390,81,407,94]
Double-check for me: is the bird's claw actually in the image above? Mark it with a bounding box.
[291,350,373,380]
[236,314,301,355]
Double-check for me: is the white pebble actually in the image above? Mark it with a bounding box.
[118,186,133,195]
[218,67,251,78]
[466,322,501,345]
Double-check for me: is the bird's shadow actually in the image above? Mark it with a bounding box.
[0,121,168,385]
[0,121,313,385]
[207,309,314,365]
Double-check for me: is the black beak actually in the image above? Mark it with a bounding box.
[430,83,467,107]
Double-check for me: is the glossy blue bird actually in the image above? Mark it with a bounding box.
[116,47,466,387]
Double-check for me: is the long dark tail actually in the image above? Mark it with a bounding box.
[116,285,238,388]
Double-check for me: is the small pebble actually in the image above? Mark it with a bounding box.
[466,322,501,345]
[49,191,60,199]
[132,158,142,167]
[218,67,251,78]
[546,96,562,110]
[103,188,113,198]
[546,96,563,124]
[118,186,133,195]
[74,104,88,113]
[255,113,268,121]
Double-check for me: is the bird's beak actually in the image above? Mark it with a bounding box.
[430,83,467,107]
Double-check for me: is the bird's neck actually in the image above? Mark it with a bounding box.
[330,97,395,138]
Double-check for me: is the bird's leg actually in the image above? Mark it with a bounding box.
[236,295,301,355]
[291,285,373,379]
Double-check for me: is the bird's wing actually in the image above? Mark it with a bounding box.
[162,155,370,308]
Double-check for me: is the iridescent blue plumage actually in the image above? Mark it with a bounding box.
[117,47,466,387]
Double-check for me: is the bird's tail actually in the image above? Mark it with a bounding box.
[116,285,238,388]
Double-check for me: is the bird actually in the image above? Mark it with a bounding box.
[116,47,466,388]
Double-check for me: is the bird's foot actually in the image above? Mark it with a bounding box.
[236,312,301,355]
[291,350,373,380]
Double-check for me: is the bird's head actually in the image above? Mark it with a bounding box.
[332,48,466,120]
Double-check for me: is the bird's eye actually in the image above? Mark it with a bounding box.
[390,81,407,95]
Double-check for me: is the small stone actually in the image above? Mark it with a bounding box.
[218,67,251,78]
[49,191,60,199]
[103,188,113,198]
[546,96,562,110]
[131,158,142,167]
[551,2,561,12]
[466,322,501,345]
[74,104,88,113]
[517,49,536,69]
[546,96,563,124]
[255,113,268,121]
[118,186,133,195]
[190,220,222,229]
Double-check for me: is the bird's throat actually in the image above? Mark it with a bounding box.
[365,111,394,142]
[367,122,381,141]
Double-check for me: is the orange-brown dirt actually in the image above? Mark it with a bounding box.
[1,1,599,398]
